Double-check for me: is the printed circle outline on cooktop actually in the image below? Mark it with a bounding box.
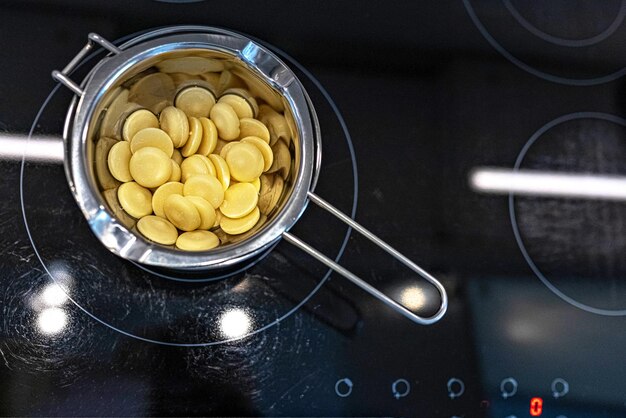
[20,31,359,346]
[463,0,626,86]
[509,111,626,316]
[503,0,626,48]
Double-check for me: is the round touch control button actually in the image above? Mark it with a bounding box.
[447,378,465,399]
[500,377,518,399]
[391,378,411,399]
[551,378,569,399]
[335,378,353,398]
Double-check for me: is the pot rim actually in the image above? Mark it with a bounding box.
[65,26,321,270]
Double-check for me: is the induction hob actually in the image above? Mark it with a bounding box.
[2,1,626,417]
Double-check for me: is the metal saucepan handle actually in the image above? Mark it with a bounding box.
[52,33,120,96]
[282,192,448,325]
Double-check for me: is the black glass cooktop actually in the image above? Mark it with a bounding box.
[3,1,626,416]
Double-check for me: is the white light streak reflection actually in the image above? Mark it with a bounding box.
[39,283,69,307]
[33,281,71,336]
[37,307,68,335]
[0,134,63,163]
[507,319,544,344]
[400,286,426,311]
[470,167,626,201]
[219,308,252,339]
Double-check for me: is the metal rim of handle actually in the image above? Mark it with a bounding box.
[282,191,448,325]
[51,33,120,96]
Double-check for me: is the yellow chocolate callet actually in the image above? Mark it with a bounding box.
[159,106,189,148]
[220,206,260,235]
[163,194,201,231]
[219,141,238,159]
[156,56,225,75]
[96,137,121,190]
[122,109,159,142]
[231,177,260,192]
[258,174,284,215]
[185,196,217,230]
[117,182,153,219]
[181,116,203,157]
[208,154,230,190]
[210,102,240,140]
[151,100,169,115]
[223,88,259,116]
[233,66,285,112]
[258,174,274,215]
[152,181,184,218]
[107,140,133,182]
[176,78,216,94]
[213,227,230,245]
[169,160,181,182]
[196,154,216,176]
[231,213,267,243]
[137,215,178,245]
[129,146,172,188]
[200,72,221,90]
[128,73,175,115]
[213,139,228,155]
[102,188,135,228]
[197,117,218,155]
[183,174,224,209]
[169,72,201,87]
[172,148,183,165]
[239,118,270,143]
[259,104,290,146]
[180,154,215,182]
[286,109,298,142]
[217,70,245,95]
[174,86,216,118]
[241,136,274,172]
[251,177,261,192]
[220,182,258,218]
[218,93,254,119]
[100,88,129,139]
[225,142,264,182]
[113,102,144,139]
[130,127,174,157]
[213,208,223,228]
[176,230,220,251]
[268,139,291,179]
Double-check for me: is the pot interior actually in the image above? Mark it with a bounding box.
[86,47,301,251]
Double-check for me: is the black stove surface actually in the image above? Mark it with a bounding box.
[2,1,626,417]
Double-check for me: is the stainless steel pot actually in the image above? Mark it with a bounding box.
[52,26,448,325]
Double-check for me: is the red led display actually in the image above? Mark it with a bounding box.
[529,397,543,416]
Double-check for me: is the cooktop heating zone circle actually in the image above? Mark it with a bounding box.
[464,0,626,86]
[510,112,626,316]
[20,32,359,346]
